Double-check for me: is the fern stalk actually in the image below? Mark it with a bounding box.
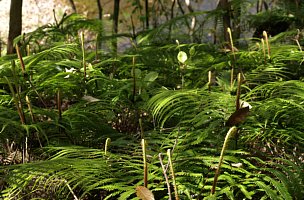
[159,153,172,200]
[139,117,144,139]
[227,28,235,88]
[181,64,185,89]
[263,31,271,58]
[26,95,43,148]
[65,180,79,200]
[208,70,212,91]
[294,29,303,52]
[6,61,26,125]
[104,138,111,156]
[132,56,136,103]
[95,33,99,61]
[211,126,237,194]
[236,73,242,111]
[142,139,148,187]
[80,31,86,82]
[16,44,47,108]
[26,44,34,81]
[22,136,28,163]
[167,149,179,200]
[261,38,266,63]
[57,90,62,120]
[15,44,25,75]
[6,60,28,163]
[26,44,30,56]
[25,95,35,122]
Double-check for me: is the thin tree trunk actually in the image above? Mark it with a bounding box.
[151,0,156,28]
[177,0,185,15]
[168,0,176,39]
[112,0,120,53]
[185,0,196,42]
[68,0,77,13]
[145,0,149,29]
[7,0,23,54]
[218,0,231,44]
[96,0,103,20]
[96,0,103,60]
[233,3,241,44]
[135,0,145,30]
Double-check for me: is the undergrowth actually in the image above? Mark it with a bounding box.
[0,11,303,200]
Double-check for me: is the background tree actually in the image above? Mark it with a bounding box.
[68,0,77,13]
[7,0,23,54]
[96,0,103,20]
[219,0,231,44]
[145,0,149,29]
[112,0,120,53]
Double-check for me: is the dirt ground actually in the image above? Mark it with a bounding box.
[0,0,71,48]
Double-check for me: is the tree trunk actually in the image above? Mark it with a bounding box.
[96,0,103,20]
[7,0,23,54]
[232,2,241,44]
[112,0,120,53]
[68,0,77,13]
[219,0,231,43]
[185,0,196,42]
[145,0,149,29]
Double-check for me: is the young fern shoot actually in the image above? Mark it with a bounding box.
[104,138,111,156]
[263,31,271,59]
[236,73,242,111]
[208,70,212,91]
[261,38,266,63]
[142,139,148,187]
[227,27,236,88]
[211,126,237,194]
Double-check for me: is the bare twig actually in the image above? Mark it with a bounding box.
[165,129,179,172]
[65,180,79,200]
[167,149,179,200]
[159,153,172,200]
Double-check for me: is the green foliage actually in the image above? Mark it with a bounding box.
[0,9,304,200]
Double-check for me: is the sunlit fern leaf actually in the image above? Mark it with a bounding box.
[1,144,149,199]
[245,80,304,100]
[255,181,279,200]
[63,13,104,33]
[242,81,304,150]
[22,43,79,69]
[147,89,201,128]
[148,89,235,129]
[246,64,289,85]
[267,158,304,199]
[263,176,292,200]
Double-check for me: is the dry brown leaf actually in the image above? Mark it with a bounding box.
[226,106,250,126]
[136,186,155,200]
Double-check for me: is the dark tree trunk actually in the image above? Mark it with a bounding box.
[145,0,149,29]
[219,0,231,43]
[112,0,120,53]
[96,0,103,20]
[68,0,77,13]
[7,0,23,54]
[168,0,176,39]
